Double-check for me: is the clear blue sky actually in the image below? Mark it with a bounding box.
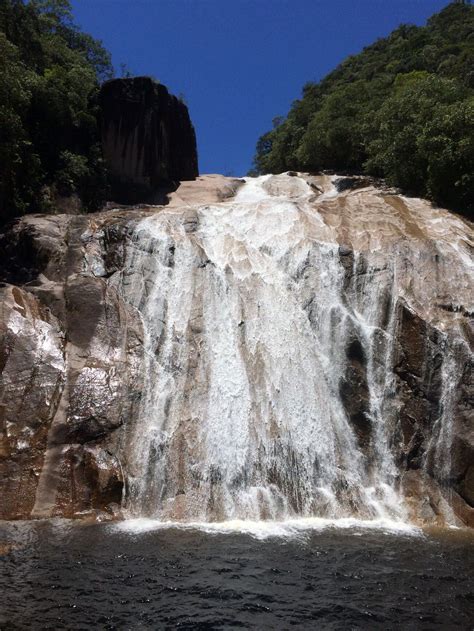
[72,0,448,176]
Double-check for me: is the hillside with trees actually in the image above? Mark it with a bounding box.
[0,0,113,223]
[252,1,474,218]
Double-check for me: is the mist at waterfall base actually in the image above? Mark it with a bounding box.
[1,520,473,629]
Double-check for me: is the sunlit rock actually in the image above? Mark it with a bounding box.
[0,173,472,526]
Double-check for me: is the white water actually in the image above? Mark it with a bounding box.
[112,516,421,540]
[113,174,468,526]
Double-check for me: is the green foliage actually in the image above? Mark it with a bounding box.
[252,2,474,217]
[56,150,90,194]
[296,81,376,171]
[419,96,474,211]
[0,0,113,222]
[364,75,467,191]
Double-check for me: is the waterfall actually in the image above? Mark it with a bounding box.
[113,173,471,524]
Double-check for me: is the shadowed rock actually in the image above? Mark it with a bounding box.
[99,77,198,204]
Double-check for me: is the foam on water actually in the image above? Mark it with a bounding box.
[112,516,421,540]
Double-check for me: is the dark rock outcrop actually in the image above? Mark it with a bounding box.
[393,302,445,469]
[339,336,372,449]
[392,302,474,512]
[99,77,198,204]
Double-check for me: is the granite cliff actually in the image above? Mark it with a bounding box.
[0,174,472,527]
[99,77,198,205]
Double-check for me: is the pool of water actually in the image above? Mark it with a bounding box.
[0,519,473,629]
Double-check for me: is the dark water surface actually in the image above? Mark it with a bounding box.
[0,520,473,630]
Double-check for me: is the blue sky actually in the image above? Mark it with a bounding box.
[72,0,448,176]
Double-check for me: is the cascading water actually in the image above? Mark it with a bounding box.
[113,173,472,525]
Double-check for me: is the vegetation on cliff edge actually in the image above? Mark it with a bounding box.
[252,2,474,218]
[0,0,113,223]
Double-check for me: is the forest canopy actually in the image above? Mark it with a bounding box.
[0,0,113,222]
[251,2,474,218]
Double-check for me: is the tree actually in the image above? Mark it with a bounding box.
[420,97,474,213]
[251,1,474,217]
[364,74,467,199]
[0,0,113,222]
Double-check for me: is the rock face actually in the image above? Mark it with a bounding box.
[0,173,472,526]
[0,212,145,519]
[99,77,198,204]
[0,286,64,518]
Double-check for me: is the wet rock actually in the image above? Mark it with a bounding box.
[0,211,144,519]
[402,470,441,525]
[101,221,137,275]
[393,302,445,467]
[394,303,444,400]
[346,338,366,365]
[393,300,474,521]
[0,285,65,518]
[338,244,353,258]
[0,215,69,285]
[452,356,474,492]
[335,175,381,193]
[62,276,144,445]
[449,487,474,528]
[338,245,354,291]
[459,464,474,506]
[339,339,372,449]
[53,445,124,518]
[402,468,474,528]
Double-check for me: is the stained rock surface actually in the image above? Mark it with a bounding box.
[0,173,472,525]
[0,212,145,519]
